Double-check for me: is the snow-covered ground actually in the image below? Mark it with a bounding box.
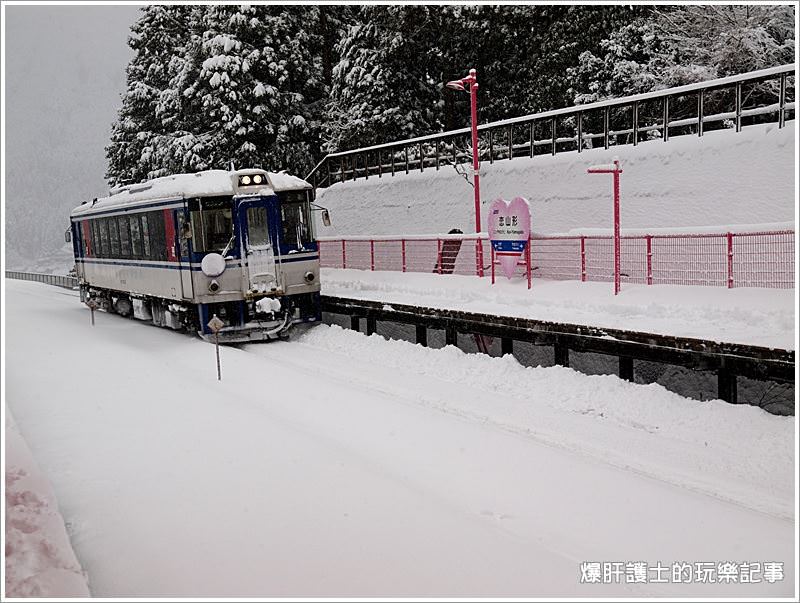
[315,122,795,237]
[322,268,795,350]
[5,407,90,597]
[4,279,795,596]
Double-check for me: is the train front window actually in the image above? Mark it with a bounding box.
[246,206,270,247]
[190,197,234,254]
[279,191,312,250]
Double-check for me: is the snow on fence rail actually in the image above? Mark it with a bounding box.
[5,271,78,289]
[319,230,795,289]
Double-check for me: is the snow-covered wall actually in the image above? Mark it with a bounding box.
[316,122,795,236]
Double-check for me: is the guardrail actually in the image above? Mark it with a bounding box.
[319,229,795,289]
[307,64,795,189]
[5,271,78,289]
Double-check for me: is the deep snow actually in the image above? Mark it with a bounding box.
[321,268,795,350]
[3,279,795,596]
[315,122,795,237]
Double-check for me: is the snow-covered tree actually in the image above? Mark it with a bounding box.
[107,5,351,183]
[106,5,193,185]
[325,6,453,152]
[567,5,795,104]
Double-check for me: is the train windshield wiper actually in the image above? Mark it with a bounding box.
[221,234,235,258]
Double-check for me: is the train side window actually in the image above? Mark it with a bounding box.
[129,215,142,259]
[177,211,190,258]
[140,214,151,259]
[279,192,312,250]
[99,218,111,257]
[109,217,121,257]
[118,216,131,258]
[148,211,167,260]
[91,220,100,258]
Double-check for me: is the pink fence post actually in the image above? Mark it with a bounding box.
[370,239,375,271]
[580,236,586,282]
[341,239,347,269]
[475,240,482,276]
[491,245,496,284]
[437,238,443,274]
[401,239,406,272]
[646,234,653,285]
[526,242,531,289]
[727,232,734,288]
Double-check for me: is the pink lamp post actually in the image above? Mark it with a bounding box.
[587,158,623,295]
[446,68,484,277]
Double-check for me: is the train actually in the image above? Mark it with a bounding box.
[68,168,329,342]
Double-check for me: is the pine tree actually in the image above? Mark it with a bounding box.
[567,5,794,104]
[105,5,192,185]
[107,5,351,183]
[325,5,454,152]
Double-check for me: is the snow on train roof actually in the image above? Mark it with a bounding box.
[71,169,311,217]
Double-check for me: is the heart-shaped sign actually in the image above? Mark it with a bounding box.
[488,196,531,279]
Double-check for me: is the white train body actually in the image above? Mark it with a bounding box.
[69,169,322,342]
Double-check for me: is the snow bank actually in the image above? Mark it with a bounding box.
[315,122,795,236]
[321,268,795,350]
[5,407,90,597]
[297,324,795,520]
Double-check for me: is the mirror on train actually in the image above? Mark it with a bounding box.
[310,202,332,227]
[64,228,71,243]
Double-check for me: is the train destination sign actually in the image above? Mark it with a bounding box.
[488,196,531,279]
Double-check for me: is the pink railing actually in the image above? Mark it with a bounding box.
[319,230,795,289]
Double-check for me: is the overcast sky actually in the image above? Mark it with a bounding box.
[4,4,142,262]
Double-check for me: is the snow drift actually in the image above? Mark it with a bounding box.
[315,122,795,236]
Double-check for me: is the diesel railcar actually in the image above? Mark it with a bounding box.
[69,169,327,342]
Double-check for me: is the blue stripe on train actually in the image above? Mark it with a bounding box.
[77,254,319,270]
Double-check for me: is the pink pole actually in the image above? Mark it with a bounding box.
[401,239,406,272]
[341,239,346,269]
[587,158,623,295]
[526,242,531,289]
[469,71,485,278]
[613,163,621,295]
[646,234,653,285]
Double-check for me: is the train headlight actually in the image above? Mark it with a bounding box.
[201,253,226,277]
[208,280,220,293]
[241,175,251,185]
[304,271,315,283]
[253,174,263,184]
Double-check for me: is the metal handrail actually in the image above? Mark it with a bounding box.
[307,64,795,189]
[5,271,78,289]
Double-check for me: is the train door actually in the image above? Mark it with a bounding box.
[175,208,194,300]
[237,198,280,293]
